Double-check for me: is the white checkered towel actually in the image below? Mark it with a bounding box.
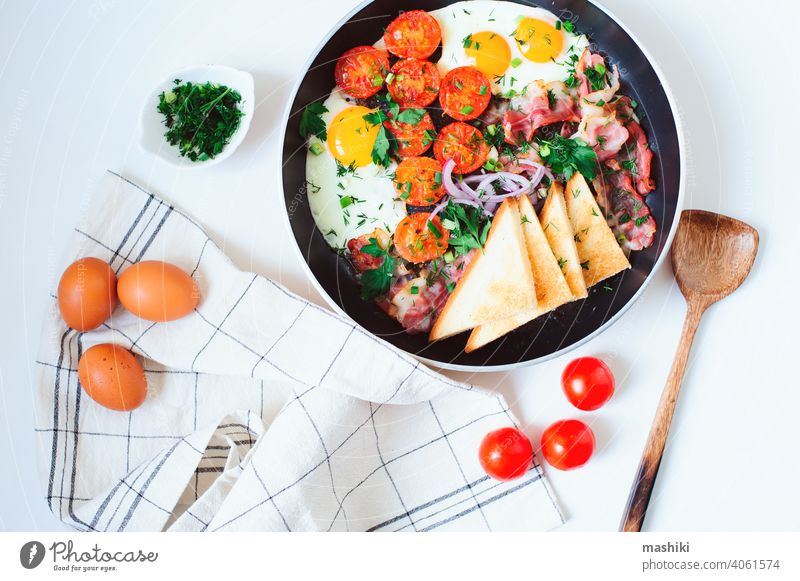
[34,171,564,532]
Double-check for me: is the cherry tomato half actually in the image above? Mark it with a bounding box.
[540,420,595,471]
[394,156,444,206]
[334,46,390,99]
[561,357,616,411]
[383,10,442,59]
[384,109,435,158]
[394,212,449,263]
[434,122,489,174]
[479,427,534,481]
[387,58,441,108]
[438,66,492,121]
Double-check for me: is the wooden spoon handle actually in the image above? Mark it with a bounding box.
[619,300,706,532]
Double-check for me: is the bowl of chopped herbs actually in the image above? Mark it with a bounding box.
[139,65,254,167]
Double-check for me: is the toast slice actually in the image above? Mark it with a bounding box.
[564,173,630,287]
[466,195,575,352]
[430,198,536,341]
[538,182,588,299]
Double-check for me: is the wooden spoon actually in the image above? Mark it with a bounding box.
[619,210,759,532]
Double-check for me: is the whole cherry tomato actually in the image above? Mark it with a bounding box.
[478,427,533,481]
[540,419,595,471]
[561,356,615,411]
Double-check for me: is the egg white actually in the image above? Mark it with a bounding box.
[432,0,589,95]
[305,89,406,250]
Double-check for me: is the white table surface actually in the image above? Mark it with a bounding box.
[1,0,797,532]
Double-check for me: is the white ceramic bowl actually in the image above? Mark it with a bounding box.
[138,65,255,168]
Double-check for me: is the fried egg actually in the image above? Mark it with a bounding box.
[432,1,589,95]
[305,89,406,250]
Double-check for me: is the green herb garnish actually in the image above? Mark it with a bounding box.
[396,108,427,125]
[363,109,394,167]
[299,101,328,141]
[536,134,598,180]
[359,237,395,299]
[441,202,491,255]
[157,79,245,162]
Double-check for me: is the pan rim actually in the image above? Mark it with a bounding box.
[277,0,686,372]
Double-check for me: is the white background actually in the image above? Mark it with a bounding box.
[0,0,797,532]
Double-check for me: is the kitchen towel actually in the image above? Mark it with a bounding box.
[34,171,564,532]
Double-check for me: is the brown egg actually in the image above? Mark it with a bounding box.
[77,344,147,411]
[117,260,199,322]
[57,257,117,331]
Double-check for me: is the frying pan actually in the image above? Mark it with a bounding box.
[280,0,684,371]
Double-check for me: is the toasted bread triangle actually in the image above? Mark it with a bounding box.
[430,198,536,341]
[538,182,588,299]
[466,195,575,352]
[564,173,630,287]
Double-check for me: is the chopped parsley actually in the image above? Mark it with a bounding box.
[585,63,608,92]
[157,79,245,162]
[335,160,358,177]
[547,88,557,110]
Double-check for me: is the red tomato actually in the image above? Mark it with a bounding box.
[438,66,492,121]
[383,10,441,59]
[384,109,435,158]
[334,46,390,99]
[394,213,449,263]
[479,427,534,481]
[387,58,440,108]
[540,420,595,471]
[561,357,616,411]
[434,122,489,174]
[394,156,444,206]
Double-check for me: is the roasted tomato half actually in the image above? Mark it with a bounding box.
[387,58,441,108]
[394,213,450,263]
[434,122,490,174]
[334,46,390,99]
[383,10,442,59]
[384,109,435,158]
[394,156,445,206]
[438,66,491,121]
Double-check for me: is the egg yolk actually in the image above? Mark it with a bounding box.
[513,17,564,63]
[464,31,511,78]
[326,106,379,168]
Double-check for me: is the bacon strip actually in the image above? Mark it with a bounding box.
[347,228,391,272]
[579,112,629,162]
[625,120,655,195]
[388,250,476,333]
[597,163,656,251]
[502,80,580,145]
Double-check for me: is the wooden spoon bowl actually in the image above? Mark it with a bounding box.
[620,210,759,532]
[672,210,759,305]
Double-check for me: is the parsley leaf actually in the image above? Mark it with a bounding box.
[363,109,394,167]
[536,134,598,180]
[299,102,329,141]
[359,238,395,300]
[441,202,491,255]
[371,125,392,167]
[158,80,245,162]
[396,108,426,125]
